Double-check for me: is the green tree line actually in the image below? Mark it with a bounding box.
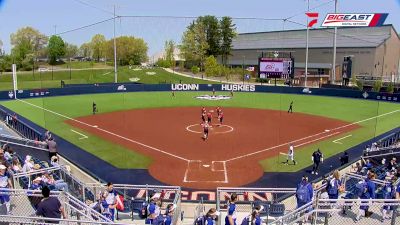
[0,27,149,73]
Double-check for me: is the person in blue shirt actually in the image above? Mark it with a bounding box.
[205,208,219,225]
[381,176,397,222]
[225,193,238,225]
[164,204,176,225]
[296,175,313,209]
[327,170,343,199]
[250,205,263,225]
[356,172,376,221]
[0,164,13,213]
[397,178,400,200]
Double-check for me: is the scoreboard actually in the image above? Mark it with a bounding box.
[258,57,294,79]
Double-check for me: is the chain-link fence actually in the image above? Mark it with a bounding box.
[216,187,298,225]
[0,188,114,224]
[83,183,182,223]
[270,199,400,225]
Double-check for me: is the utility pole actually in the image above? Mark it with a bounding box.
[113,5,118,83]
[331,0,338,84]
[304,0,310,87]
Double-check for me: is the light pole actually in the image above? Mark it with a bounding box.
[304,0,310,87]
[113,5,118,83]
[242,56,245,84]
[331,0,338,84]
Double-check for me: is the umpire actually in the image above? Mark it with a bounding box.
[311,149,323,175]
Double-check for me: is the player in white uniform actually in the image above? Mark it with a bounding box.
[286,144,296,165]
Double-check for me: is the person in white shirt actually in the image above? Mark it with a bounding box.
[286,144,296,165]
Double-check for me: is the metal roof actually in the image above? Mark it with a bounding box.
[232,25,395,50]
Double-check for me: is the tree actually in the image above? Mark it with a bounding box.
[0,39,3,56]
[179,22,208,70]
[373,80,382,92]
[65,43,79,59]
[90,34,106,62]
[10,27,48,63]
[79,43,92,58]
[48,35,66,65]
[164,40,175,67]
[220,17,237,65]
[204,55,219,77]
[387,82,394,94]
[191,66,200,74]
[105,36,148,66]
[0,54,13,74]
[197,16,221,57]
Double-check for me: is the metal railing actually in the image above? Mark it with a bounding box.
[0,107,43,141]
[0,188,113,224]
[270,198,400,225]
[83,183,182,224]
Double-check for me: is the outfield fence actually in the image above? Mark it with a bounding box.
[0,106,43,141]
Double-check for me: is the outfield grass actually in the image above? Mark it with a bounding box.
[0,67,215,91]
[2,92,399,171]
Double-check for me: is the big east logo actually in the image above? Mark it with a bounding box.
[322,13,388,27]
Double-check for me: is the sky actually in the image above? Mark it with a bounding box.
[0,0,399,56]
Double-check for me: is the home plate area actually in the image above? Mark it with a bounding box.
[183,160,228,183]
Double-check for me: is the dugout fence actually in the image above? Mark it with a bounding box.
[0,188,115,224]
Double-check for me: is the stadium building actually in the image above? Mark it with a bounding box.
[228,25,400,86]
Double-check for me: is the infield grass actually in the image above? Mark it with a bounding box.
[1,92,399,172]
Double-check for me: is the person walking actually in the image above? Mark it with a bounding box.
[356,172,376,221]
[46,137,57,160]
[327,170,343,199]
[296,175,313,209]
[311,149,323,175]
[287,101,293,113]
[36,186,67,224]
[286,144,296,165]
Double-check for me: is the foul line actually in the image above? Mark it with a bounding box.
[70,129,88,140]
[332,134,353,144]
[225,109,400,163]
[16,99,190,162]
[295,132,340,147]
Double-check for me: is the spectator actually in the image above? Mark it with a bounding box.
[11,157,22,173]
[41,172,68,192]
[50,156,60,167]
[356,172,376,221]
[46,137,57,160]
[0,164,13,213]
[204,208,219,225]
[396,176,400,200]
[22,155,34,173]
[0,149,7,166]
[361,158,372,173]
[387,157,397,171]
[44,130,52,141]
[30,177,43,190]
[351,162,363,174]
[105,182,117,221]
[339,152,349,166]
[250,205,263,225]
[99,190,113,220]
[296,175,313,209]
[164,204,176,225]
[146,194,161,224]
[327,170,343,200]
[3,147,13,161]
[36,186,67,224]
[225,193,238,225]
[311,149,323,175]
[381,176,397,222]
